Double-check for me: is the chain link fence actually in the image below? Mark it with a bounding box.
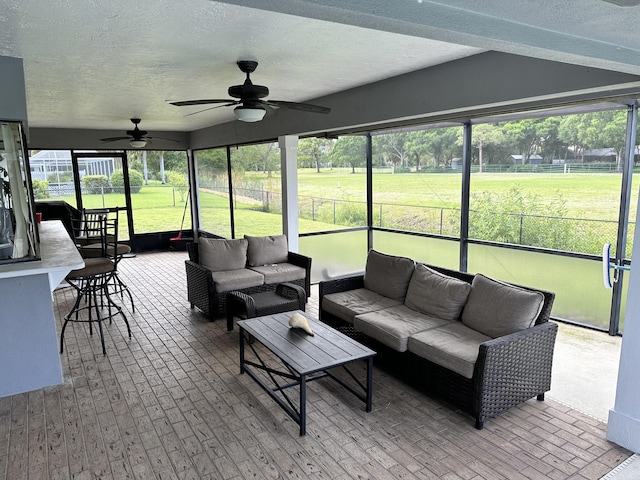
[297,195,631,257]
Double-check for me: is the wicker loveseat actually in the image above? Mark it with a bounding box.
[186,235,311,319]
[319,250,556,429]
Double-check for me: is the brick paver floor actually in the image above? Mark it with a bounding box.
[0,250,631,479]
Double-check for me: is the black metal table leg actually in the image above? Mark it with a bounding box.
[239,326,245,374]
[300,374,307,436]
[366,357,373,412]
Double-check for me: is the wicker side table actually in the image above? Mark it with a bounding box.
[226,282,306,331]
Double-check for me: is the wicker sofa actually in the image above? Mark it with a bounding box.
[319,250,556,429]
[186,235,311,319]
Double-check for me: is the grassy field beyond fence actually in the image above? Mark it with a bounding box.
[41,170,639,256]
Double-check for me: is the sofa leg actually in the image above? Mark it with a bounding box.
[537,393,545,401]
[475,419,484,430]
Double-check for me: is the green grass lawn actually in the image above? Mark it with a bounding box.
[292,169,638,220]
[42,169,638,239]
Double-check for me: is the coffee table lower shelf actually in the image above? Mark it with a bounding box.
[238,311,376,436]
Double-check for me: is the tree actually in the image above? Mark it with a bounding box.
[231,143,279,175]
[196,148,227,179]
[468,124,506,172]
[329,136,366,173]
[558,110,627,167]
[298,137,333,172]
[373,133,411,168]
[418,128,460,168]
[501,119,545,164]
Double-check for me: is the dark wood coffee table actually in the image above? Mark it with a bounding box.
[237,310,376,436]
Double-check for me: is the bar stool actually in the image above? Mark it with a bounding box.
[78,208,135,312]
[61,216,131,355]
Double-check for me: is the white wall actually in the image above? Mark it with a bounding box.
[0,55,28,130]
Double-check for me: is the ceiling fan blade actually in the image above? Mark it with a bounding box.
[170,99,234,106]
[100,136,132,142]
[183,102,240,117]
[148,136,180,143]
[264,100,330,114]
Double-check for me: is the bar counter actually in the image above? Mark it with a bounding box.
[0,220,84,397]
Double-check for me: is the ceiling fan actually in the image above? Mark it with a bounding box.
[100,118,178,148]
[170,60,331,122]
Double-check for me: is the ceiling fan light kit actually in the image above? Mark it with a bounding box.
[234,105,266,122]
[129,139,147,148]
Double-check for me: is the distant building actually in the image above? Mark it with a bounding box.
[30,150,116,182]
[509,154,543,165]
[582,147,617,163]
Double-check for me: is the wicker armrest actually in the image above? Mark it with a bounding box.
[185,258,215,317]
[185,259,212,279]
[473,321,558,424]
[287,251,311,270]
[276,282,306,310]
[319,275,365,297]
[287,251,312,296]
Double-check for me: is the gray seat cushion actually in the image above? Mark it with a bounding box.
[405,264,471,321]
[322,288,402,324]
[353,305,452,352]
[199,238,248,272]
[363,250,415,301]
[248,263,305,285]
[210,268,264,293]
[67,257,114,279]
[461,274,545,338]
[408,322,492,379]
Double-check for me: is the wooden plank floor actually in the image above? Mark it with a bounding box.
[0,250,631,479]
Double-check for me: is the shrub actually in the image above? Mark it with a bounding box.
[469,185,571,250]
[420,166,447,173]
[393,166,412,174]
[335,200,367,226]
[32,180,49,199]
[82,175,109,194]
[165,170,188,202]
[47,172,73,184]
[111,169,143,194]
[507,164,540,173]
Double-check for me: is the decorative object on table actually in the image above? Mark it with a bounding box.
[289,312,314,336]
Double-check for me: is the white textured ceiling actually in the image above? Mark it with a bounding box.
[1,0,640,133]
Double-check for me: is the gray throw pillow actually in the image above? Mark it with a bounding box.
[363,250,415,301]
[405,264,471,321]
[199,238,248,272]
[461,274,545,338]
[245,235,289,266]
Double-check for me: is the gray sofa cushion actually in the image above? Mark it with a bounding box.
[353,305,451,352]
[461,274,545,338]
[210,269,264,293]
[363,250,415,301]
[405,264,471,321]
[249,263,305,285]
[322,288,402,325]
[199,238,248,272]
[407,322,492,379]
[245,235,289,266]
